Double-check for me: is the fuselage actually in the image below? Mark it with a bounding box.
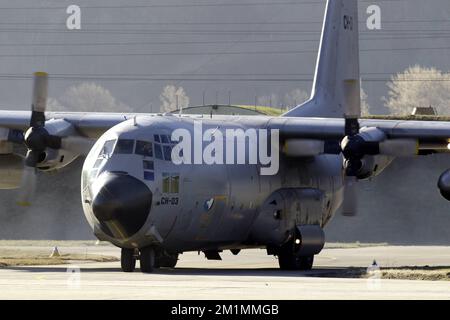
[81,114,345,252]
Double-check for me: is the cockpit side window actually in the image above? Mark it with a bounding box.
[163,145,172,161]
[161,135,170,144]
[135,140,153,157]
[153,133,176,161]
[93,158,104,169]
[114,139,135,154]
[100,140,116,158]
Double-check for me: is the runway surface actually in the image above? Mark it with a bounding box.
[0,245,449,299]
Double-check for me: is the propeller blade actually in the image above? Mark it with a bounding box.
[30,72,48,128]
[45,134,62,150]
[16,149,41,206]
[61,136,95,156]
[342,176,358,216]
[17,165,37,207]
[344,118,360,137]
[343,79,361,136]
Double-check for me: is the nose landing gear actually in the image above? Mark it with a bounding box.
[139,246,156,273]
[121,248,137,272]
[120,246,178,273]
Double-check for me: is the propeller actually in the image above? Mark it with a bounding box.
[340,120,362,216]
[340,80,363,216]
[18,72,52,206]
[17,72,93,206]
[281,80,367,216]
[339,81,417,216]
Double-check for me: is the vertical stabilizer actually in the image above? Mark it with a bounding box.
[283,0,360,118]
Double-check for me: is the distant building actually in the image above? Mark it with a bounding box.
[171,104,264,116]
[412,106,436,116]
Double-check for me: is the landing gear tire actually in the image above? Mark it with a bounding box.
[277,241,314,271]
[140,247,156,273]
[155,254,178,269]
[121,248,136,272]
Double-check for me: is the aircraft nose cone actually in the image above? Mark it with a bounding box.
[91,172,152,239]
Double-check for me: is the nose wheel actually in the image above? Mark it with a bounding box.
[139,246,156,273]
[121,248,137,272]
[120,246,176,273]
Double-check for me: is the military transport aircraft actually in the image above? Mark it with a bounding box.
[1,0,450,273]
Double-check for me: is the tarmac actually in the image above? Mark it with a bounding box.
[0,245,449,299]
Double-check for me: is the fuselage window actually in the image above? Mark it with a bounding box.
[100,140,116,158]
[154,134,161,143]
[143,160,154,170]
[162,173,170,192]
[114,139,135,154]
[155,144,163,160]
[144,171,155,181]
[135,140,153,157]
[162,172,180,194]
[143,160,155,181]
[170,174,179,193]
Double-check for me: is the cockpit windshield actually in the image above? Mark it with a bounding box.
[114,139,135,154]
[98,136,173,160]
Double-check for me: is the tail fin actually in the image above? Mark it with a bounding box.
[283,0,360,118]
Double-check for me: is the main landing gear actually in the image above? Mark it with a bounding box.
[276,238,315,271]
[120,247,179,273]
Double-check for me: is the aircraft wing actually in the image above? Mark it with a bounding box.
[0,110,145,138]
[2,110,450,144]
[271,117,450,142]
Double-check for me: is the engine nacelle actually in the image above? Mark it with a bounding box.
[0,154,23,189]
[36,119,82,171]
[438,169,450,201]
[357,155,393,180]
[355,127,394,180]
[37,148,79,172]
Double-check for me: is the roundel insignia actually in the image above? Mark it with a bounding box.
[204,198,215,211]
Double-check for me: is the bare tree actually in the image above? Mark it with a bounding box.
[48,82,131,112]
[284,89,309,110]
[160,85,190,113]
[385,65,450,115]
[361,87,371,116]
[257,93,278,107]
[47,97,65,111]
